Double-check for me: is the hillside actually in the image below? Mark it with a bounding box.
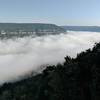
[62,26,100,32]
[0,23,65,38]
[0,43,100,100]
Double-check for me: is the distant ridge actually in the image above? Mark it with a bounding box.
[0,23,65,33]
[0,23,66,38]
[61,26,100,32]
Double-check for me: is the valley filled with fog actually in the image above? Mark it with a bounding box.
[0,31,100,84]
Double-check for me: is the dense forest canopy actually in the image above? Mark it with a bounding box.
[0,42,100,100]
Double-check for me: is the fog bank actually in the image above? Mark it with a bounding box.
[0,31,100,84]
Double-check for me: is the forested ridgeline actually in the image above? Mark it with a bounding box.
[0,43,100,100]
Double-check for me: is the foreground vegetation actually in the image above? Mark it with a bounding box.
[0,43,100,100]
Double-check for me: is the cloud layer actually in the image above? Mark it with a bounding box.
[0,31,100,84]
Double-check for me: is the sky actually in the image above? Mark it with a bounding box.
[0,0,100,26]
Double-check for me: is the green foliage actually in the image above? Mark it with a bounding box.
[0,42,100,100]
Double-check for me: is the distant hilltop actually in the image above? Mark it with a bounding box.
[61,26,100,32]
[0,23,66,38]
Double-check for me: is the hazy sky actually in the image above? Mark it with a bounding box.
[0,0,100,25]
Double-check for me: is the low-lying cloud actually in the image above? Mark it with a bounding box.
[0,31,100,84]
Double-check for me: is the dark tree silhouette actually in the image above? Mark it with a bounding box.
[0,42,100,100]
